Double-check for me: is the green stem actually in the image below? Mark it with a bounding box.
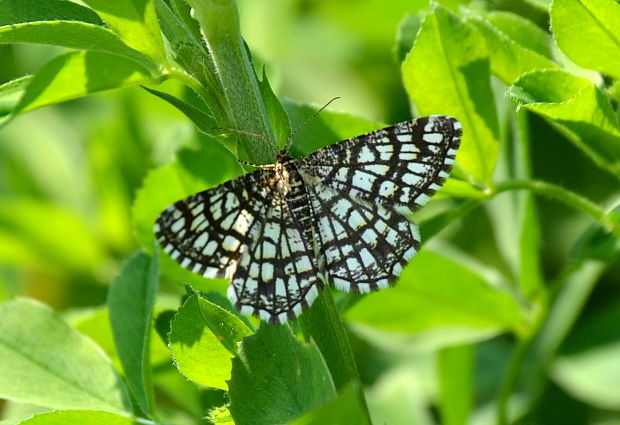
[185,0,276,164]
[299,291,373,425]
[166,68,211,101]
[496,258,608,425]
[496,304,546,425]
[488,179,620,237]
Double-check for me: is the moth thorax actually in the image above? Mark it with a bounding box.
[275,162,291,197]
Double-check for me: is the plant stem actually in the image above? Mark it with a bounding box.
[185,0,276,164]
[496,257,610,425]
[489,179,620,237]
[166,68,211,102]
[299,290,373,425]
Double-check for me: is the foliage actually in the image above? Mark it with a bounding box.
[1,0,619,424]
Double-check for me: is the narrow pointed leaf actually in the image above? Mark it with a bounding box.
[108,251,159,417]
[142,87,217,136]
[11,50,155,116]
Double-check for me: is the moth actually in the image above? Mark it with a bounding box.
[155,115,461,324]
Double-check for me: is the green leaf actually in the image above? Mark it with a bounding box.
[467,13,556,84]
[80,0,167,65]
[366,361,435,425]
[228,325,336,425]
[552,342,620,410]
[298,290,370,425]
[551,0,620,79]
[486,11,553,59]
[0,298,131,413]
[287,385,366,425]
[0,0,156,72]
[15,410,141,425]
[509,69,620,176]
[523,0,551,8]
[208,404,235,425]
[438,345,473,425]
[402,4,499,184]
[395,13,421,63]
[346,251,525,334]
[152,0,218,97]
[168,293,253,390]
[0,0,104,26]
[108,251,158,417]
[0,76,31,126]
[142,87,218,137]
[152,0,202,52]
[10,50,155,117]
[551,299,620,410]
[435,178,485,199]
[258,68,291,149]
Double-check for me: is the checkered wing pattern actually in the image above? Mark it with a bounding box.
[229,195,321,324]
[155,171,272,280]
[300,180,420,293]
[300,115,461,214]
[296,115,461,294]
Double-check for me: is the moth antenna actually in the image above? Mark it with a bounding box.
[286,97,340,149]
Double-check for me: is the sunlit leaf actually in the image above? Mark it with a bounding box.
[551,0,620,79]
[12,50,156,116]
[509,69,620,177]
[169,293,253,390]
[15,410,141,425]
[403,4,499,184]
[0,0,155,71]
[0,298,131,413]
[0,76,31,118]
[486,11,553,59]
[346,251,525,334]
[80,0,167,65]
[468,14,556,84]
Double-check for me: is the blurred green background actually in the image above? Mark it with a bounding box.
[1,0,620,424]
